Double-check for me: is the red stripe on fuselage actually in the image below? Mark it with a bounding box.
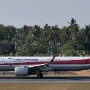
[0,59,90,65]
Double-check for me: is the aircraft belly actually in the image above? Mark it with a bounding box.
[0,64,90,72]
[0,66,15,71]
[50,64,90,71]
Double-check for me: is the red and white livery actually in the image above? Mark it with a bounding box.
[0,55,90,78]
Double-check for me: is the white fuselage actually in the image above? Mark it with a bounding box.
[0,56,90,71]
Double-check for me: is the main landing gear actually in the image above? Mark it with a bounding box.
[37,72,43,78]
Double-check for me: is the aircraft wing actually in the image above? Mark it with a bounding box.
[28,63,47,68]
[28,55,56,69]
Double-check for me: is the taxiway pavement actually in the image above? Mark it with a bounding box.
[0,76,90,83]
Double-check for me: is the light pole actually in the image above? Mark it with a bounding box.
[56,41,64,56]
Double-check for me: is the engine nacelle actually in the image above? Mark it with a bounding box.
[15,67,29,76]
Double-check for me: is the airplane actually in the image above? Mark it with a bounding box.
[0,55,90,78]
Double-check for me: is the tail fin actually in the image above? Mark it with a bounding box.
[60,53,63,57]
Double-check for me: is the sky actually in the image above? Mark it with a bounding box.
[0,0,90,28]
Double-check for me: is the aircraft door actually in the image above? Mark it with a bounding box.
[8,58,13,66]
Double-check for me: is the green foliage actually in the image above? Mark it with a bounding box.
[64,40,78,56]
[0,18,90,56]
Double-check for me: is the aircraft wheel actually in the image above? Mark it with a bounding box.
[37,73,43,78]
[40,73,43,78]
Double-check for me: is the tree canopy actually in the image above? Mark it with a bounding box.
[0,18,90,56]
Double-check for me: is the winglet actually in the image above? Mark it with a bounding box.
[47,54,56,65]
[50,54,56,63]
[45,55,56,67]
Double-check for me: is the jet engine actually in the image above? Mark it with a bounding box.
[15,67,29,76]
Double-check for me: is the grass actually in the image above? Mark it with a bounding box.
[0,83,90,90]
